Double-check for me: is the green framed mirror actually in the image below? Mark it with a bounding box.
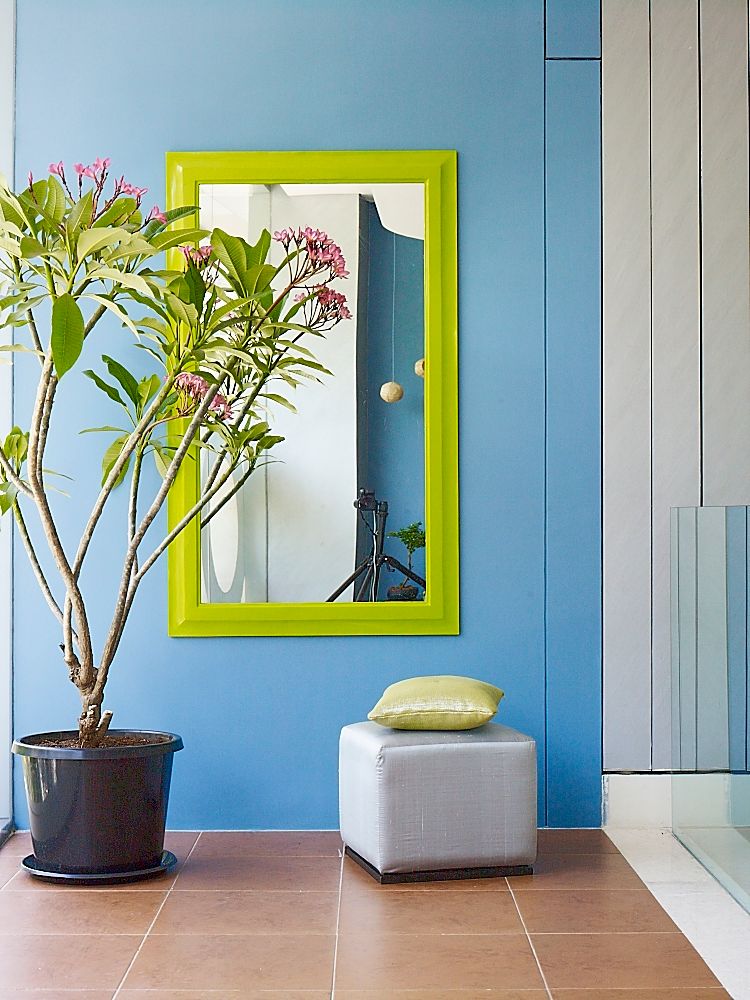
[166,150,458,636]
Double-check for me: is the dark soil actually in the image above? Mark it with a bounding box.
[32,734,172,750]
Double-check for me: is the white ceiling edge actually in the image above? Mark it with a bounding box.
[279,183,425,240]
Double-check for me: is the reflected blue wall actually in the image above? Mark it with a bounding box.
[12,0,602,828]
[361,203,425,596]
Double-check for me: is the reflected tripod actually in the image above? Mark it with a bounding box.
[326,490,426,602]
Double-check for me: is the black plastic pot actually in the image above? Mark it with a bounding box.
[12,730,183,883]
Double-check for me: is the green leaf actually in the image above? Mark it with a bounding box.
[260,392,297,413]
[101,354,140,406]
[89,266,153,297]
[0,344,43,356]
[246,229,271,269]
[101,434,131,488]
[82,293,141,338]
[149,227,209,253]
[0,481,18,515]
[83,369,127,409]
[164,292,197,328]
[93,197,136,229]
[138,373,161,408]
[152,442,171,478]
[19,235,48,259]
[244,263,276,296]
[183,265,206,309]
[79,425,128,434]
[43,177,67,224]
[66,190,94,237]
[211,228,248,290]
[141,205,198,240]
[51,293,84,377]
[77,227,128,260]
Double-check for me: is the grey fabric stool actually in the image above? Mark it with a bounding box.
[339,721,537,883]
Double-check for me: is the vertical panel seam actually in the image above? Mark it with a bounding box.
[543,31,549,828]
[648,0,655,771]
[698,0,704,507]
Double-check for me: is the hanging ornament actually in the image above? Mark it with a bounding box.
[414,357,425,378]
[380,231,404,404]
[380,380,404,402]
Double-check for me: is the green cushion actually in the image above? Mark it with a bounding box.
[367,674,504,730]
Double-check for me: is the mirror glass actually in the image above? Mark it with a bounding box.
[197,182,426,605]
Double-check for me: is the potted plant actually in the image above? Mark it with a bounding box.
[386,521,426,601]
[0,159,351,881]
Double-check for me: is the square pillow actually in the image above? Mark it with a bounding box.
[368,674,504,730]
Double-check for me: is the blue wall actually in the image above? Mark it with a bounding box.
[11,0,601,828]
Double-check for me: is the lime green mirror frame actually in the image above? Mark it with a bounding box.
[166,150,458,636]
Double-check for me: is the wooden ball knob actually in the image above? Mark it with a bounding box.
[414,357,425,378]
[380,381,404,403]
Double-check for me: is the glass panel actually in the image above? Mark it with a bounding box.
[197,182,426,605]
[671,506,750,913]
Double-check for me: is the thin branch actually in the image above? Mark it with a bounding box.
[96,384,221,686]
[0,449,32,497]
[199,462,255,530]
[13,501,66,627]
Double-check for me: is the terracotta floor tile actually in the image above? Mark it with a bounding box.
[532,932,723,990]
[163,831,201,858]
[174,855,341,891]
[334,931,544,990]
[0,991,115,999]
[191,830,342,857]
[0,888,166,934]
[122,933,335,990]
[0,933,139,990]
[509,853,645,891]
[118,993,330,999]
[538,828,619,855]
[151,889,339,934]
[342,855,509,892]
[514,888,678,933]
[552,990,732,999]
[339,883,525,934]
[2,867,178,892]
[0,831,31,856]
[335,992,549,999]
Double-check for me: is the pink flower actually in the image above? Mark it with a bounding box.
[147,205,168,224]
[179,244,212,267]
[74,163,85,175]
[48,161,64,176]
[315,285,352,321]
[92,157,111,172]
[174,372,232,422]
[81,166,96,180]
[27,171,33,188]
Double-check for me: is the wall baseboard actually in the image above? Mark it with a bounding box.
[603,773,673,828]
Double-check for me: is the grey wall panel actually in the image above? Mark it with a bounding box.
[676,507,698,770]
[700,0,750,506]
[602,0,652,770]
[695,507,729,769]
[650,0,702,770]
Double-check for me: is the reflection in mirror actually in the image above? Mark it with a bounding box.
[198,183,425,605]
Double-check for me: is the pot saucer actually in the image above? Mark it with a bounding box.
[20,850,177,885]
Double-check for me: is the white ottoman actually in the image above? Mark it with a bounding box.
[339,721,537,882]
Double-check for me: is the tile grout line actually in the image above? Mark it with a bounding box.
[506,878,554,1000]
[328,847,345,999]
[111,831,202,999]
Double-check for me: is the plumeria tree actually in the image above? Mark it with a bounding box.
[0,158,351,746]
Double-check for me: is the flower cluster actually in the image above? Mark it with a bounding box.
[174,372,232,422]
[273,226,349,279]
[179,244,213,267]
[40,157,165,228]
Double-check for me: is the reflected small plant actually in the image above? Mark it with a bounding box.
[387,521,425,592]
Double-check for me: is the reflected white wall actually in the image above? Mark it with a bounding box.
[199,184,358,603]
